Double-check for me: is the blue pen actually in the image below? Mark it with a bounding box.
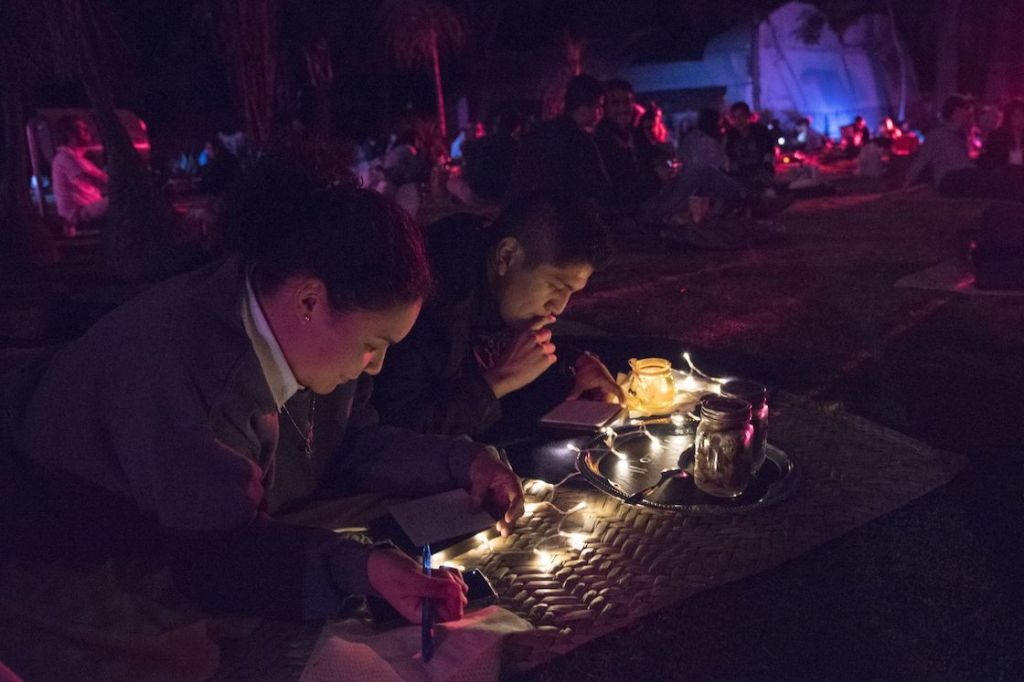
[421,544,434,662]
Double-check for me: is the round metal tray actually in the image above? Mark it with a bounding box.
[575,423,800,513]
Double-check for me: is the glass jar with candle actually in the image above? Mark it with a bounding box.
[625,358,676,413]
[721,380,768,474]
[694,396,754,498]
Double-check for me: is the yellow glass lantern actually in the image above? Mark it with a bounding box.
[625,357,676,413]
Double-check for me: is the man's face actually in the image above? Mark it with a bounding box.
[285,295,422,395]
[493,239,594,327]
[605,88,635,130]
[730,108,751,131]
[70,119,93,147]
[576,97,605,131]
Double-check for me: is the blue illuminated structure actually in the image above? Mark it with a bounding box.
[621,2,918,139]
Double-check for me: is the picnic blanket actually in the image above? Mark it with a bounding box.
[894,258,1024,297]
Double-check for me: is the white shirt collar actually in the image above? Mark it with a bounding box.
[241,271,302,409]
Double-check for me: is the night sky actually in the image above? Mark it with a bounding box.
[24,0,1016,152]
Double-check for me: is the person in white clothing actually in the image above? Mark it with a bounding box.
[51,115,109,234]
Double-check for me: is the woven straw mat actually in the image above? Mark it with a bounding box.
[462,391,966,673]
[214,392,966,679]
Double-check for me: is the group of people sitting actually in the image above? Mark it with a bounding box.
[2,148,625,629]
[905,95,1024,200]
[445,76,793,249]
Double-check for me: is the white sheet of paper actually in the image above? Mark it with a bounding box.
[539,399,623,428]
[299,606,532,682]
[389,489,495,547]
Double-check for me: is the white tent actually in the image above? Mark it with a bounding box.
[620,2,917,138]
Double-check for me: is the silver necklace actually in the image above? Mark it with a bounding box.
[280,395,316,458]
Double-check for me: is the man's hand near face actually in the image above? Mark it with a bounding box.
[567,352,624,404]
[482,315,558,399]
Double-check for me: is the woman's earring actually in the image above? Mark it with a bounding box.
[303,313,311,323]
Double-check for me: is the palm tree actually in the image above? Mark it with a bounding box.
[42,0,185,282]
[203,0,281,144]
[0,0,58,270]
[540,33,586,120]
[380,0,467,139]
[932,0,962,110]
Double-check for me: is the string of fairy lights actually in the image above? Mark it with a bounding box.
[436,353,733,573]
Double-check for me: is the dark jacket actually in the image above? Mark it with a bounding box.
[509,115,611,202]
[725,123,775,179]
[594,119,649,214]
[17,256,482,620]
[372,214,574,438]
[463,133,520,201]
[979,127,1024,170]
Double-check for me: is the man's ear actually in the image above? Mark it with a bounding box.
[494,237,522,276]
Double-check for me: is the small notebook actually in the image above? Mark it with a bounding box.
[388,489,495,547]
[539,399,624,429]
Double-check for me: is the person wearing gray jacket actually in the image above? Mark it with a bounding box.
[13,156,524,622]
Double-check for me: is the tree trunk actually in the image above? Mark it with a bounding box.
[751,16,761,113]
[0,84,58,269]
[983,1,1015,101]
[221,0,279,144]
[933,0,961,113]
[888,0,908,121]
[430,29,447,139]
[76,4,184,282]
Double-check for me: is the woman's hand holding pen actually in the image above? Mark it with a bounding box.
[367,548,468,623]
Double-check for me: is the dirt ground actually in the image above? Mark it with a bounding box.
[2,177,1022,680]
[521,182,1024,680]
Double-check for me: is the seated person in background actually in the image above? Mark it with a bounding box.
[51,115,109,233]
[679,108,729,171]
[13,152,523,621]
[724,102,776,190]
[381,129,431,216]
[594,79,651,215]
[904,95,1024,200]
[634,102,683,193]
[979,99,1024,173]
[461,108,524,202]
[794,117,828,155]
[594,84,753,229]
[450,120,485,163]
[198,135,243,195]
[508,74,611,202]
[839,115,871,155]
[372,190,623,439]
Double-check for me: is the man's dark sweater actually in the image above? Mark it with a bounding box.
[509,115,611,202]
[725,123,775,182]
[372,214,575,438]
[16,256,483,620]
